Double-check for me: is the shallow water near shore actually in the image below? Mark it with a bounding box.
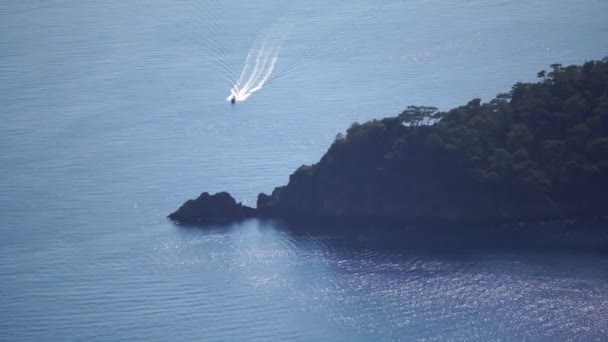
[2,0,608,340]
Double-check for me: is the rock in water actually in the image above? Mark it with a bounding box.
[168,192,256,223]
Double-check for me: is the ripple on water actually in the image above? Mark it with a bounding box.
[149,221,608,341]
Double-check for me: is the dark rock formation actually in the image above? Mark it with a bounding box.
[168,192,256,223]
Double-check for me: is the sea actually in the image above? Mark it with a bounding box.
[1,0,608,340]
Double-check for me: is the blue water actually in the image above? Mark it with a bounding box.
[2,0,608,340]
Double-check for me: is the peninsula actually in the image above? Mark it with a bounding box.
[169,58,608,224]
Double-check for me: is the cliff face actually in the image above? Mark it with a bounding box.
[256,59,608,222]
[171,59,608,224]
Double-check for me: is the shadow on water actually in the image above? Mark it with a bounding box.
[172,217,608,256]
[171,219,248,235]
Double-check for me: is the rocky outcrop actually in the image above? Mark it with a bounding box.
[168,192,256,223]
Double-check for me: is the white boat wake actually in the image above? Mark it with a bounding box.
[227,27,287,103]
[225,1,404,103]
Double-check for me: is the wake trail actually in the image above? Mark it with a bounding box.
[228,25,288,102]
[241,42,270,92]
[248,46,280,93]
[232,47,256,95]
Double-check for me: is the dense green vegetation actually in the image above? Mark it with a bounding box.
[258,58,608,221]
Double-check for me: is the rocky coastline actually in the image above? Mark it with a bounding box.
[169,59,608,225]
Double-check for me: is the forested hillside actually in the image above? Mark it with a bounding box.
[257,58,608,221]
